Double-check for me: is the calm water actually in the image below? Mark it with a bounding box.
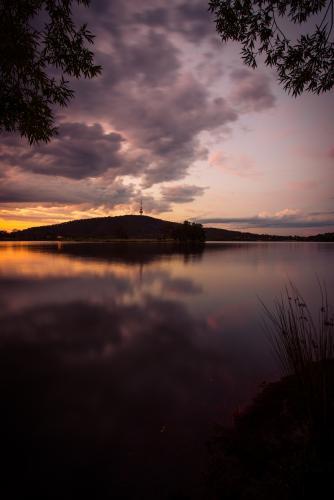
[0,241,333,498]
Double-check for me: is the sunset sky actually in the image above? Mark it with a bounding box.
[1,0,333,235]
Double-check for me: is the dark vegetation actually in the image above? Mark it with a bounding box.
[0,215,206,243]
[0,0,101,144]
[209,0,334,95]
[0,216,180,241]
[262,284,334,438]
[208,285,334,498]
[207,368,334,499]
[1,215,333,241]
[173,220,205,243]
[205,227,334,242]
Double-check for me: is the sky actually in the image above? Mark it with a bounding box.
[0,0,333,235]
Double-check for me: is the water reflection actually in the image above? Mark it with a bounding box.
[0,242,333,498]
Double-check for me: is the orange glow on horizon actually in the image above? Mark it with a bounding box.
[0,218,46,232]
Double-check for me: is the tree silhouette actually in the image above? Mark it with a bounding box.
[174,221,205,242]
[209,0,334,95]
[0,0,101,144]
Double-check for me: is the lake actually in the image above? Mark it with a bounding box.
[0,241,333,498]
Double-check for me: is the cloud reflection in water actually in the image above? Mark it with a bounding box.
[1,242,331,498]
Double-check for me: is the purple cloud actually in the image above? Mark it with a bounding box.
[161,184,207,204]
[229,68,276,112]
[0,0,276,215]
[197,210,334,229]
[0,123,126,179]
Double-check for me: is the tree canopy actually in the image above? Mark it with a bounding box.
[0,0,101,144]
[209,0,334,95]
[173,221,206,242]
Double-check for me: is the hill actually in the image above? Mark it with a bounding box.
[0,215,333,242]
[4,216,177,241]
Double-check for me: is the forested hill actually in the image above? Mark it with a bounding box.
[1,215,202,241]
[0,215,333,241]
[4,216,179,241]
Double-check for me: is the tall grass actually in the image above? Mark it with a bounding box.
[261,282,334,432]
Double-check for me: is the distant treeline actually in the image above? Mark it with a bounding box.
[205,227,334,242]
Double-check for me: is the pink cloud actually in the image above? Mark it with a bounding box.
[327,147,334,158]
[209,151,260,178]
[287,180,318,191]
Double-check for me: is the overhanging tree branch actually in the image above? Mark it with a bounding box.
[209,0,334,95]
[0,0,101,144]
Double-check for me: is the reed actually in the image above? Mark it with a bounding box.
[261,282,334,432]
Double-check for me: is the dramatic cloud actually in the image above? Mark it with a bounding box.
[64,1,239,188]
[0,124,127,179]
[85,0,215,46]
[0,170,175,224]
[71,67,238,186]
[161,184,207,203]
[0,170,135,206]
[229,68,276,112]
[134,0,215,43]
[0,0,244,197]
[0,0,289,229]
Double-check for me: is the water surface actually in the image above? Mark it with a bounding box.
[0,241,333,498]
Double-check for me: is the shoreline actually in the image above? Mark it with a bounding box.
[1,238,334,244]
